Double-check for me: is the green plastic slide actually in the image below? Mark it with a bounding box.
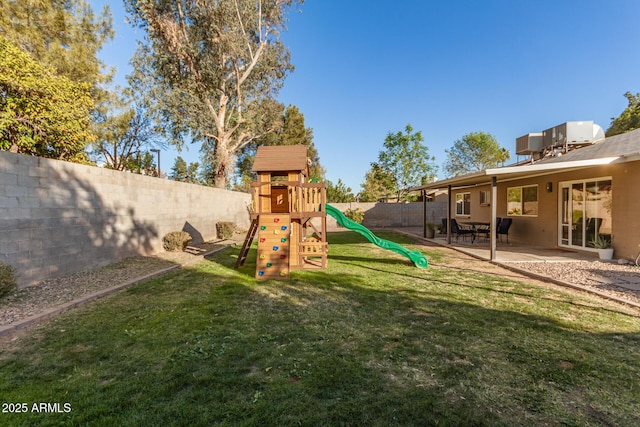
[325,204,428,268]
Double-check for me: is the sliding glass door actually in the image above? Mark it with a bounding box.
[560,178,612,249]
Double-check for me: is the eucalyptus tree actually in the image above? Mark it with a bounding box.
[444,131,510,177]
[125,0,302,188]
[233,103,324,191]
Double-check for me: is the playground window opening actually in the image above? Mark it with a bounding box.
[455,192,471,216]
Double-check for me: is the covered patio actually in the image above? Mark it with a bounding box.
[396,227,596,263]
[409,157,622,261]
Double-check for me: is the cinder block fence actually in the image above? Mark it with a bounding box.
[326,202,447,230]
[0,151,251,288]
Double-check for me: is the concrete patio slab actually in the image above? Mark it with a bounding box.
[395,227,597,263]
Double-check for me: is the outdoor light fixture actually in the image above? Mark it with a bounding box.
[546,182,553,193]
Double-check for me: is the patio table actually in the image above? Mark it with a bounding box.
[460,222,491,243]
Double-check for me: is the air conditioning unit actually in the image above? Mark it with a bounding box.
[542,121,604,148]
[516,133,544,155]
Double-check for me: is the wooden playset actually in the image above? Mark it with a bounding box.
[235,145,328,279]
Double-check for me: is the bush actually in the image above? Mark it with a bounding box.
[344,208,365,224]
[216,222,236,239]
[163,231,192,251]
[0,262,17,298]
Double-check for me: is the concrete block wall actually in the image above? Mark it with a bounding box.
[0,151,251,288]
[325,202,447,230]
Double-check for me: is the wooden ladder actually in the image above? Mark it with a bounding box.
[234,218,258,269]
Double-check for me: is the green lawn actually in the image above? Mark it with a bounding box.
[1,231,639,426]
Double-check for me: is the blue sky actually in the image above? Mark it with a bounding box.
[93,0,640,191]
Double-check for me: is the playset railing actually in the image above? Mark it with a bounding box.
[250,181,326,216]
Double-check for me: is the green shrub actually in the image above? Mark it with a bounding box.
[163,231,192,251]
[0,262,17,298]
[344,208,365,224]
[216,222,236,239]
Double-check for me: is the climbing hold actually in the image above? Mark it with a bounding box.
[280,254,287,259]
[274,230,280,235]
[273,246,279,251]
[260,225,266,230]
[258,271,264,276]
[259,253,265,259]
[281,225,287,231]
[280,238,287,243]
[280,271,287,277]
[259,238,265,243]
[266,262,273,267]
[274,218,280,223]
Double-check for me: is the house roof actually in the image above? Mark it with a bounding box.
[411,128,640,192]
[536,127,640,164]
[252,145,309,174]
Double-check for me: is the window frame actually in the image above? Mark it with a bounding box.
[479,190,490,207]
[507,184,538,217]
[455,192,471,217]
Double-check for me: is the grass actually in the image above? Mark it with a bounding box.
[1,231,639,426]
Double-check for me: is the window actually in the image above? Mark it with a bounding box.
[455,192,471,216]
[507,185,538,216]
[479,190,490,206]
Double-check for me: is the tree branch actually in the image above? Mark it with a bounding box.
[234,0,254,58]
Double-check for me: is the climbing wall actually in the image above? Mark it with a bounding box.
[255,214,291,280]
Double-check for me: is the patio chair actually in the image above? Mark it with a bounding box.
[450,218,475,242]
[476,224,491,242]
[497,218,512,243]
[438,218,448,236]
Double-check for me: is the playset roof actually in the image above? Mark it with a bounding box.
[252,145,309,174]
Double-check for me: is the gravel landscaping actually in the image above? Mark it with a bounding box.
[0,239,239,329]
[508,260,640,306]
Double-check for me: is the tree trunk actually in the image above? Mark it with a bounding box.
[213,143,231,189]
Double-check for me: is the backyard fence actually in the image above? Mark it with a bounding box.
[0,151,251,288]
[326,202,447,230]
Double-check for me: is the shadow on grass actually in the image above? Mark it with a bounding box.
[1,240,640,426]
[218,235,639,321]
[330,254,640,320]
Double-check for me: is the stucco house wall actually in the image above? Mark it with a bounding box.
[449,161,639,260]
